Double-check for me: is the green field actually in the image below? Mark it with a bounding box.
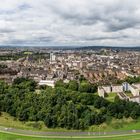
[23,51,33,55]
[1,132,140,140]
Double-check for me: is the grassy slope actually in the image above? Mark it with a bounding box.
[1,112,140,133]
[1,132,140,140]
[0,112,32,130]
[0,113,78,132]
[89,118,140,132]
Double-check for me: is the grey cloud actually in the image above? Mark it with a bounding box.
[49,0,140,32]
[0,10,16,15]
[49,4,100,25]
[0,0,140,46]
[105,20,137,32]
[5,35,54,45]
[83,35,129,41]
[0,29,15,33]
[18,3,32,11]
[33,36,54,43]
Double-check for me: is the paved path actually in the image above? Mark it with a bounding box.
[0,125,140,138]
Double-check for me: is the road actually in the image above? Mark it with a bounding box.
[0,125,140,138]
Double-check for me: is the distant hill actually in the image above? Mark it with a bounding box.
[0,45,140,51]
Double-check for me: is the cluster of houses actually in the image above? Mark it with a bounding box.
[98,82,140,103]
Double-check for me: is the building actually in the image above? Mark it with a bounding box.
[50,53,56,64]
[39,79,56,88]
[98,82,140,103]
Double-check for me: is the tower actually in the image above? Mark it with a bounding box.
[50,52,56,63]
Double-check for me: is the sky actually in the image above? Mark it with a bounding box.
[0,0,140,46]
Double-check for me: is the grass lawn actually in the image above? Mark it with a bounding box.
[23,51,33,55]
[105,92,117,102]
[125,91,133,97]
[1,132,140,140]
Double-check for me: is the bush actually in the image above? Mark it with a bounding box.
[68,80,78,91]
[26,122,43,130]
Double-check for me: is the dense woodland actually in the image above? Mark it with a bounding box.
[0,77,140,130]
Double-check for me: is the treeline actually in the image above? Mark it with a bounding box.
[0,53,26,61]
[55,79,97,93]
[117,76,140,84]
[125,76,140,84]
[0,78,140,130]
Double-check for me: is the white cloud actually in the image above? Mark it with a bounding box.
[0,0,140,46]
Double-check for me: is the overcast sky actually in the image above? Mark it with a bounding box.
[0,0,140,46]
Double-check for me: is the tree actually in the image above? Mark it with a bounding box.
[68,80,78,91]
[130,111,137,119]
[1,78,140,130]
[124,111,129,118]
[107,103,118,117]
[79,83,91,93]
[55,80,68,88]
[13,77,37,91]
[44,114,53,128]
